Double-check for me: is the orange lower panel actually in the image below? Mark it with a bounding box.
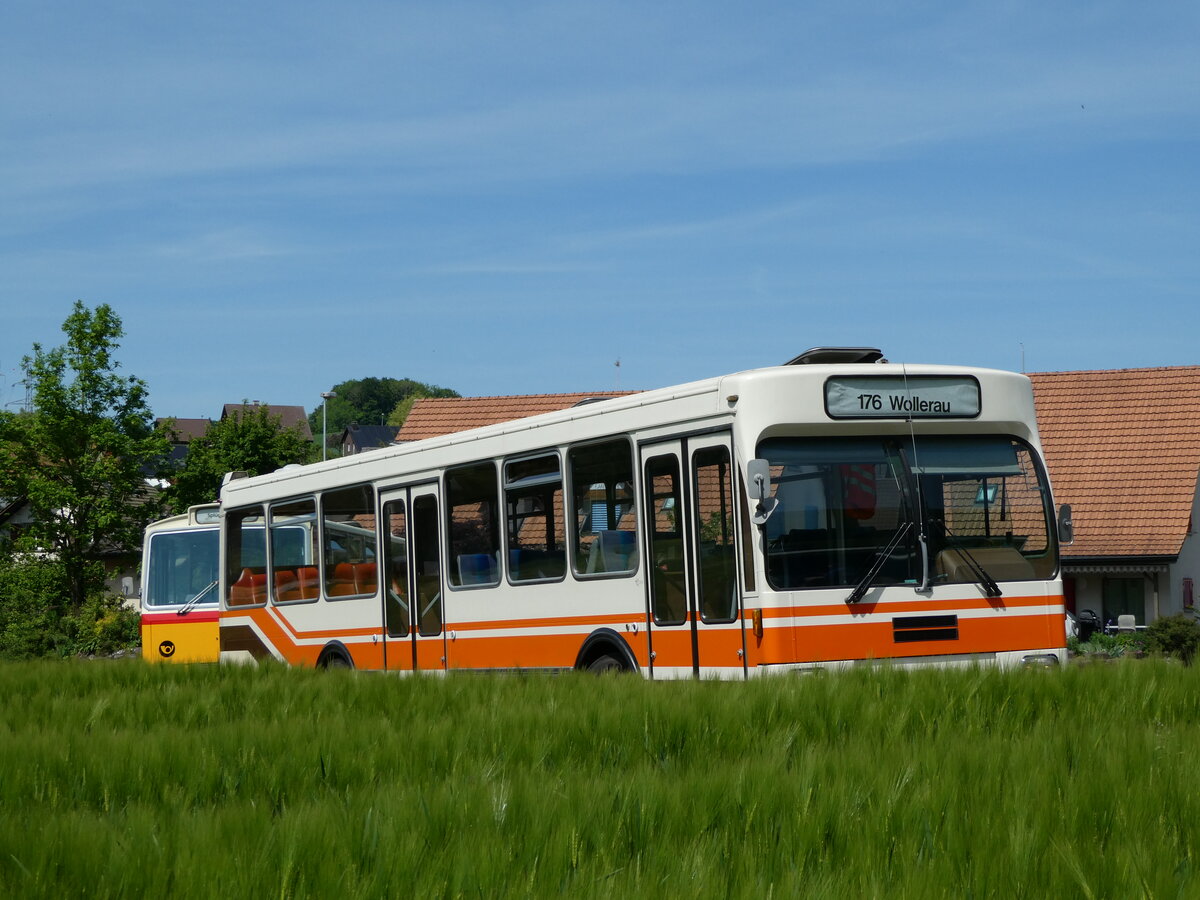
[756,613,1063,666]
[446,630,648,670]
[648,626,745,671]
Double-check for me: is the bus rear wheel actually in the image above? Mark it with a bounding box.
[585,654,627,675]
[318,648,354,670]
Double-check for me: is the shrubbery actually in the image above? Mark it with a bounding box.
[1146,614,1200,665]
[1069,614,1200,665]
[0,555,140,660]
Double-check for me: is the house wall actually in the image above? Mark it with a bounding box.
[1168,469,1200,618]
[1065,569,1163,628]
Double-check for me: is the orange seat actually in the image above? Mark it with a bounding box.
[328,562,358,597]
[275,568,299,602]
[230,568,267,606]
[356,562,378,595]
[297,566,320,600]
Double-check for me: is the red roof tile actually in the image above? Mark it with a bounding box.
[1030,366,1200,559]
[395,392,640,442]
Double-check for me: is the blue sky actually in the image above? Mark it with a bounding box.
[3,1,1198,419]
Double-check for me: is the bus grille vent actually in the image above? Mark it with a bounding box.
[892,614,959,643]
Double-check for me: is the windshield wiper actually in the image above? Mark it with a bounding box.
[178,580,218,616]
[847,521,913,604]
[936,521,1003,598]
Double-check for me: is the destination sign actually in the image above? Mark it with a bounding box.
[825,375,981,420]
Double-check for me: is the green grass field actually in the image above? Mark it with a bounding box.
[1,659,1198,898]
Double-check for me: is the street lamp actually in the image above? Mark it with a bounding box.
[321,391,336,461]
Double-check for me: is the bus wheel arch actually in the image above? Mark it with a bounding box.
[575,629,639,674]
[317,642,355,670]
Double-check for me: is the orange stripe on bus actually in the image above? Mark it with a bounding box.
[762,593,1062,620]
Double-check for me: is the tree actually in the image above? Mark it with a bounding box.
[0,301,170,611]
[309,377,458,436]
[387,386,449,428]
[167,404,317,513]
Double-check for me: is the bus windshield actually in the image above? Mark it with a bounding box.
[759,435,1056,592]
[145,529,220,608]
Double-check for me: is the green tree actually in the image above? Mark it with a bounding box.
[309,377,458,435]
[0,301,170,611]
[386,386,449,428]
[167,403,317,513]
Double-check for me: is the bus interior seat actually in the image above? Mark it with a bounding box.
[356,562,378,594]
[585,529,636,574]
[230,568,267,605]
[297,566,320,600]
[457,553,497,585]
[328,562,358,596]
[274,569,299,602]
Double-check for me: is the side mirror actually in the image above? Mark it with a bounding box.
[1058,504,1074,545]
[747,459,778,526]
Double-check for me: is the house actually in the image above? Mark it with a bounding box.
[221,404,312,440]
[338,423,399,456]
[156,416,212,470]
[0,496,34,547]
[395,392,640,443]
[1030,366,1200,628]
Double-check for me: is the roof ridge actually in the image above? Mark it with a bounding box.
[1030,365,1200,377]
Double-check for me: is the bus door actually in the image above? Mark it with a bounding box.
[640,434,747,677]
[379,485,446,672]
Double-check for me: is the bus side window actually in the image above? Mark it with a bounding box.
[321,484,378,599]
[645,456,686,625]
[505,454,566,583]
[270,497,317,604]
[225,507,267,607]
[413,495,442,636]
[569,439,638,577]
[693,445,738,624]
[383,499,410,637]
[446,462,501,588]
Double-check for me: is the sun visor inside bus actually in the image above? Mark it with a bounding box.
[909,438,1022,477]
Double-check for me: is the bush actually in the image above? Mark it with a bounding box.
[1072,630,1148,660]
[62,592,141,658]
[1146,614,1200,664]
[0,555,140,659]
[0,555,71,659]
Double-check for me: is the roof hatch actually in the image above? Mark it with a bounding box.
[784,347,886,366]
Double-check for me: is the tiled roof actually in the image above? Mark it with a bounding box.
[1030,366,1200,560]
[156,417,211,443]
[395,392,640,442]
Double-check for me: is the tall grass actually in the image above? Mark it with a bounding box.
[1,660,1198,897]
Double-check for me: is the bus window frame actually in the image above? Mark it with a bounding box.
[444,460,503,592]
[320,483,380,602]
[225,505,269,609]
[503,449,568,586]
[268,495,319,607]
[565,435,640,581]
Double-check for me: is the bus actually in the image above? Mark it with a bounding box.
[141,501,385,664]
[217,348,1071,676]
[140,504,222,663]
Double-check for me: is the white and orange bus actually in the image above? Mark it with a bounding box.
[218,348,1071,676]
